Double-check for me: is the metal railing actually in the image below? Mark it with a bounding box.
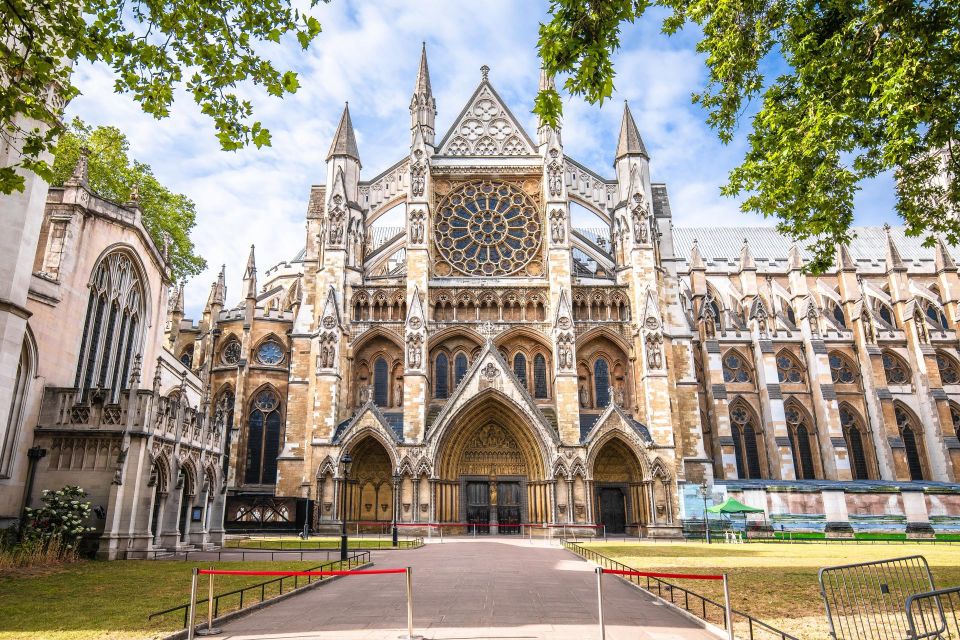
[126,548,361,562]
[906,584,960,639]
[563,539,799,640]
[147,550,371,629]
[222,536,424,551]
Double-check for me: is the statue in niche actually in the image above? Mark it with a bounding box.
[407,333,423,369]
[550,209,565,244]
[394,379,404,407]
[557,334,574,370]
[410,159,426,197]
[409,210,425,245]
[632,193,649,245]
[547,150,564,197]
[645,332,663,369]
[578,383,589,407]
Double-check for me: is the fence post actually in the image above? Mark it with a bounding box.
[197,566,222,636]
[405,566,415,640]
[722,572,733,640]
[187,567,199,640]
[596,566,605,640]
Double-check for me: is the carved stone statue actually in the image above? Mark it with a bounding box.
[645,332,663,369]
[578,384,589,407]
[410,160,426,197]
[407,333,423,369]
[547,150,564,197]
[394,379,404,406]
[410,209,425,245]
[631,193,648,245]
[550,209,565,244]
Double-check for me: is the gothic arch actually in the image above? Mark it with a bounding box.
[251,333,288,366]
[429,325,484,348]
[151,451,172,493]
[839,402,874,480]
[315,455,336,478]
[893,401,927,481]
[728,396,766,479]
[586,430,649,480]
[568,194,611,226]
[349,326,404,355]
[87,243,154,320]
[552,458,570,481]
[339,424,400,471]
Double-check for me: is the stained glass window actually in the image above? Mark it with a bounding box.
[840,406,870,480]
[513,353,527,388]
[829,352,857,384]
[435,354,449,399]
[776,352,804,384]
[533,354,548,399]
[374,357,389,406]
[454,353,468,387]
[245,390,281,485]
[222,340,242,365]
[786,404,816,479]
[594,358,610,408]
[256,340,284,366]
[882,351,909,385]
[722,352,752,383]
[936,352,960,385]
[730,402,762,479]
[896,406,924,481]
[179,345,194,368]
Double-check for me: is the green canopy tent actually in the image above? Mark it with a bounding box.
[707,498,766,532]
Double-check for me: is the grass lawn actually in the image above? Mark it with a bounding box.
[225,536,419,550]
[579,541,960,640]
[0,559,332,640]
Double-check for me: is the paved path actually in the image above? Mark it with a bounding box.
[214,539,718,640]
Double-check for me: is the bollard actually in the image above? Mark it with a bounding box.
[595,567,605,640]
[722,572,733,640]
[406,566,414,640]
[187,567,199,640]
[603,524,607,541]
[197,567,222,635]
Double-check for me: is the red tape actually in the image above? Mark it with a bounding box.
[602,569,724,580]
[197,568,407,577]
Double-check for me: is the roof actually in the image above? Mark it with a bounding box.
[672,226,959,271]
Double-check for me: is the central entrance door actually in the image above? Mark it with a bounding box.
[497,481,522,535]
[465,481,490,534]
[598,487,626,534]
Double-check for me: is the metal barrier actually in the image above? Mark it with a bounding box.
[184,563,415,640]
[819,555,936,639]
[147,551,371,630]
[222,537,424,551]
[906,584,960,639]
[563,539,799,639]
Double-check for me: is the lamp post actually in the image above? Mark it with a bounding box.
[302,484,312,540]
[699,480,711,544]
[339,453,353,561]
[391,472,400,547]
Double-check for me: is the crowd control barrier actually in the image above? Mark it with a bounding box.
[185,566,415,640]
[340,521,607,541]
[594,567,732,640]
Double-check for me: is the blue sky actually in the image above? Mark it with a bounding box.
[64,0,898,318]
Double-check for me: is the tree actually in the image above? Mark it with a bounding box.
[536,0,960,272]
[1,0,325,195]
[52,118,206,280]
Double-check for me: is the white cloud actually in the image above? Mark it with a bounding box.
[64,0,897,318]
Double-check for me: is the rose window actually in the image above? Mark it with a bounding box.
[434,180,542,277]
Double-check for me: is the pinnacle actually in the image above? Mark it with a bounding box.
[326,103,361,164]
[615,101,648,162]
[414,42,432,96]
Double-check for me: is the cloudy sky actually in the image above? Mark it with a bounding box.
[65,0,897,318]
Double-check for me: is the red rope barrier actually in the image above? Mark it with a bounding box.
[197,568,407,577]
[601,569,724,580]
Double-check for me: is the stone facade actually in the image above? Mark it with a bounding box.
[163,51,960,536]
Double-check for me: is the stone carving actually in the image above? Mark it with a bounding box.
[550,208,566,245]
[409,209,425,245]
[914,307,929,343]
[700,291,718,338]
[328,195,345,246]
[458,424,525,475]
[482,363,499,379]
[547,149,564,197]
[406,333,423,369]
[318,333,337,369]
[557,333,575,371]
[440,83,534,157]
[750,298,769,335]
[645,332,663,369]
[579,384,589,407]
[394,379,404,407]
[631,193,648,245]
[410,155,426,197]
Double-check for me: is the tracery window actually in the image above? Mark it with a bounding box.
[950,402,960,440]
[513,353,528,388]
[729,401,763,479]
[1,338,32,478]
[221,339,242,366]
[215,389,235,476]
[433,180,542,277]
[374,357,389,407]
[785,402,816,480]
[895,406,925,481]
[454,353,468,388]
[245,390,282,485]
[533,354,548,399]
[876,302,897,328]
[594,358,610,408]
[882,351,910,385]
[827,301,847,328]
[784,304,797,327]
[924,301,949,329]
[840,406,870,480]
[435,353,449,399]
[74,250,144,401]
[722,351,752,384]
[256,339,284,366]
[936,351,960,385]
[179,345,194,368]
[829,352,857,385]
[776,351,805,384]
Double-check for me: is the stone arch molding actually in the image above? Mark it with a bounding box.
[583,408,660,481]
[335,404,401,471]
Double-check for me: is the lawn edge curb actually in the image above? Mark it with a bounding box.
[159,560,374,640]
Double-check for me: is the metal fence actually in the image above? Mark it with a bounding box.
[562,539,799,640]
[147,550,371,629]
[906,585,960,639]
[819,555,936,639]
[221,537,424,551]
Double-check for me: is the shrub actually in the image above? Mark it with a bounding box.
[21,486,94,552]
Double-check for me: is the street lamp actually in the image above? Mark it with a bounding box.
[339,453,353,561]
[302,484,312,540]
[698,480,712,544]
[391,472,400,547]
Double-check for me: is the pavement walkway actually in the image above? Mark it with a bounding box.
[211,538,719,640]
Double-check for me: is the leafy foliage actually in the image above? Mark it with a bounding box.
[1,0,325,194]
[51,118,205,280]
[536,0,960,272]
[21,486,94,551]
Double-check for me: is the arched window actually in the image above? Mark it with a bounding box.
[936,351,960,385]
[245,389,282,485]
[722,351,752,383]
[435,353,449,399]
[840,406,870,480]
[373,357,389,406]
[513,353,528,388]
[533,354,548,399]
[1,338,32,477]
[729,401,763,479]
[828,301,847,328]
[784,304,797,327]
[923,301,949,329]
[895,406,925,481]
[882,351,910,385]
[950,403,960,440]
[221,338,242,366]
[876,302,896,328]
[179,344,194,368]
[776,351,805,384]
[829,352,857,384]
[215,389,235,476]
[785,402,816,479]
[74,251,145,401]
[454,353,468,387]
[594,358,610,408]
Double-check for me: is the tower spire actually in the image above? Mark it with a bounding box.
[327,103,361,165]
[243,245,257,300]
[884,224,906,272]
[615,101,649,162]
[410,43,436,146]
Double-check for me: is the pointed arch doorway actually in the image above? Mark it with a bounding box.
[435,393,550,534]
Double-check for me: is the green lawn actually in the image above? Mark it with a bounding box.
[578,541,960,640]
[0,559,330,640]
